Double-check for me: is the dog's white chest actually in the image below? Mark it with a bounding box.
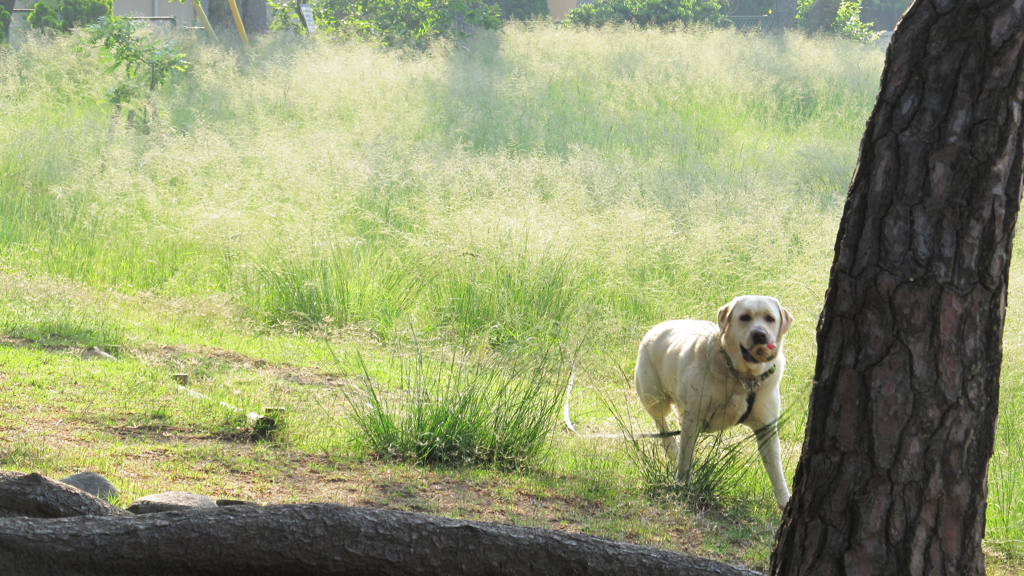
[700,387,756,432]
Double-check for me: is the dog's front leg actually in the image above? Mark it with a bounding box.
[754,423,791,509]
[674,412,699,484]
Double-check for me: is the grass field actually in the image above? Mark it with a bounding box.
[0,21,1022,573]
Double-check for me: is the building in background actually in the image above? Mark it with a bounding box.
[548,0,585,20]
[112,0,195,21]
[12,0,195,23]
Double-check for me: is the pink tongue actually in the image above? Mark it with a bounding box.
[767,343,775,350]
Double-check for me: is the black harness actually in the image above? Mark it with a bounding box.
[642,391,757,438]
[736,390,757,424]
[643,348,770,439]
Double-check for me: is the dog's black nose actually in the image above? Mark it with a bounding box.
[751,331,768,345]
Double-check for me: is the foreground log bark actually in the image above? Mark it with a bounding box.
[0,503,763,576]
[0,472,128,519]
[772,0,1024,574]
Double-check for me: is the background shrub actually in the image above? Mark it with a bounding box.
[563,0,721,27]
[499,0,548,21]
[0,6,11,42]
[27,0,110,32]
[833,0,880,43]
[26,2,61,29]
[269,0,500,47]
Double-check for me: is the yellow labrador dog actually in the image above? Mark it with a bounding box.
[634,295,793,509]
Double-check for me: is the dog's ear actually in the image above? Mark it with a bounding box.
[717,300,734,333]
[776,301,794,339]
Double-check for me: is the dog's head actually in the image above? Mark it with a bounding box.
[718,295,793,366]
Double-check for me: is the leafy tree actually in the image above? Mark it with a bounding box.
[268,0,500,47]
[89,16,187,92]
[88,16,187,126]
[27,0,110,32]
[832,0,879,43]
[60,0,111,30]
[26,2,61,30]
[0,6,10,43]
[563,0,722,28]
[0,0,12,42]
[794,0,831,31]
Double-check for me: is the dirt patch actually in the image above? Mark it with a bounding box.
[140,344,356,390]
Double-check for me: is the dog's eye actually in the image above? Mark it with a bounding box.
[739,314,751,322]
[766,315,775,323]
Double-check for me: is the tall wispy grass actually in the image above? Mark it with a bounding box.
[0,272,127,347]
[8,20,1024,561]
[0,24,878,353]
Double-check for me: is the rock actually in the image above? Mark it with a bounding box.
[81,346,116,361]
[59,472,119,502]
[128,492,218,515]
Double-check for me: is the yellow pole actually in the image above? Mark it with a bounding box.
[188,0,218,42]
[226,0,249,46]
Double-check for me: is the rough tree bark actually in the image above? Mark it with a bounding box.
[0,503,763,576]
[764,0,797,34]
[771,1,1024,575]
[0,472,128,519]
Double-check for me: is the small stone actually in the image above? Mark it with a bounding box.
[59,472,119,502]
[81,346,117,361]
[127,491,217,514]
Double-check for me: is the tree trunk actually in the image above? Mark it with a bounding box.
[0,503,763,576]
[207,0,268,37]
[771,1,1024,575]
[764,0,797,34]
[800,0,841,34]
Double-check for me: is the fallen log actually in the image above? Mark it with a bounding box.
[0,472,128,519]
[0,503,764,576]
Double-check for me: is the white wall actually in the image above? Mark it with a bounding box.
[114,0,194,21]
[13,0,195,23]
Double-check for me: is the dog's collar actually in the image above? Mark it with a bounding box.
[721,346,776,392]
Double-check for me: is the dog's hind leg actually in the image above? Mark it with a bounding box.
[639,394,679,463]
[675,409,699,483]
[635,350,679,462]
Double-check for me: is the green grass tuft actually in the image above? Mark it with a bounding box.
[344,349,567,469]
